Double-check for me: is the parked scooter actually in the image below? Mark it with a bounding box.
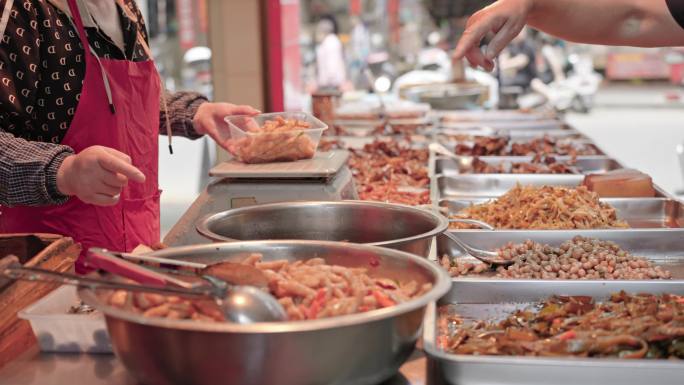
[518,52,602,113]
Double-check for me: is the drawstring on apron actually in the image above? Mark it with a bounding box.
[90,47,116,114]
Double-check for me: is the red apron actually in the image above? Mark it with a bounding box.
[0,0,161,270]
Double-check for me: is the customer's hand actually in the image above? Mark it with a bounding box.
[454,0,533,71]
[56,146,146,206]
[193,102,260,149]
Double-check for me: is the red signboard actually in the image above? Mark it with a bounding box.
[176,0,196,49]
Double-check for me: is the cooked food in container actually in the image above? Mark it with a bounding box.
[450,185,628,230]
[225,112,327,164]
[349,139,430,205]
[440,236,672,279]
[79,241,451,385]
[470,154,579,174]
[107,253,432,322]
[454,135,599,157]
[438,291,684,359]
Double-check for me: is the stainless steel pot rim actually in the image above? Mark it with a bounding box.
[78,240,451,334]
[446,228,684,233]
[195,200,450,246]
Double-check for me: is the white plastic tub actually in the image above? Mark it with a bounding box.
[18,285,111,353]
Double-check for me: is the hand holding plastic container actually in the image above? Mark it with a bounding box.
[224,112,328,164]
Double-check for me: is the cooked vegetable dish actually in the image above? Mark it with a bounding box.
[438,291,684,359]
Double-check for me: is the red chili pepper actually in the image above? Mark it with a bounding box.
[373,290,396,308]
[557,330,576,340]
[306,288,327,319]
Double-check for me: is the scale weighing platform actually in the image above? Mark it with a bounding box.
[163,150,357,246]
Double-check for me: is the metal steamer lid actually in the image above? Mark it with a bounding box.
[209,150,350,180]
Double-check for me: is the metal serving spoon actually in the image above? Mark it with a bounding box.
[442,232,513,267]
[448,217,495,230]
[85,248,286,323]
[429,142,474,172]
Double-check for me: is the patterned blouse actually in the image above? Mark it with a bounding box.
[0,0,207,207]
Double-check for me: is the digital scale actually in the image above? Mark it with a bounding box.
[164,150,357,246]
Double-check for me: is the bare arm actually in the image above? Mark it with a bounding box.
[455,0,684,71]
[528,0,684,46]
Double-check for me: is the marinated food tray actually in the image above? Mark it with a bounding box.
[435,156,623,175]
[436,230,684,279]
[440,197,684,229]
[435,175,668,199]
[437,128,588,141]
[423,280,684,385]
[436,109,557,123]
[321,138,431,205]
[443,135,603,157]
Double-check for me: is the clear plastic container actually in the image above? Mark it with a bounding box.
[18,285,112,353]
[225,112,328,164]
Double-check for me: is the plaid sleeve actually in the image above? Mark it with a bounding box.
[159,90,208,140]
[0,130,74,207]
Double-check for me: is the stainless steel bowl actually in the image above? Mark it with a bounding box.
[79,241,451,385]
[195,201,449,258]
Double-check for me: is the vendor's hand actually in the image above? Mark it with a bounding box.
[56,146,146,206]
[193,102,260,149]
[454,0,532,71]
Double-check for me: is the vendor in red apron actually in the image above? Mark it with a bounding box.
[0,0,258,269]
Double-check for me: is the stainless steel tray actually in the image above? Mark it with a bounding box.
[436,127,589,141]
[435,175,669,199]
[439,197,684,229]
[326,135,431,150]
[436,229,684,278]
[435,109,557,123]
[438,119,566,131]
[423,280,684,385]
[436,137,605,157]
[209,150,349,179]
[435,156,623,176]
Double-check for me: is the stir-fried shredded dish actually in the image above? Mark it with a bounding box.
[438,291,684,359]
[450,185,628,230]
[107,253,431,322]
